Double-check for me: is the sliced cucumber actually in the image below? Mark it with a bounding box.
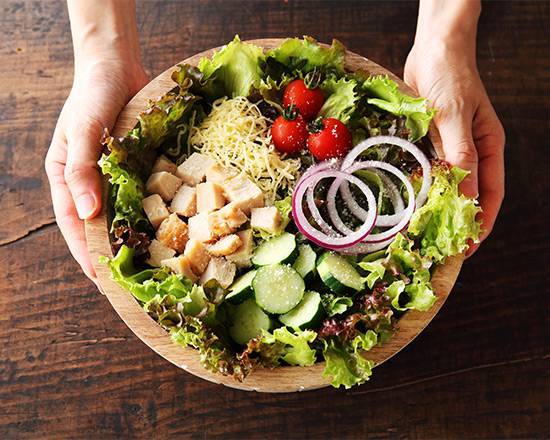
[280,291,324,330]
[317,252,365,294]
[225,270,256,304]
[292,244,317,281]
[253,264,305,314]
[229,299,271,345]
[252,232,297,266]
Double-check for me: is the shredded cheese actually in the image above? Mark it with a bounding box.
[188,96,301,204]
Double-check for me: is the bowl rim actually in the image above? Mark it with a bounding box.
[85,38,463,393]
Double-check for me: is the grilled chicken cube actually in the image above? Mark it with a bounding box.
[207,234,242,257]
[199,257,236,289]
[161,256,198,283]
[205,163,235,183]
[146,239,176,267]
[170,185,196,217]
[146,171,182,202]
[223,176,264,214]
[250,206,282,235]
[196,182,226,213]
[183,238,211,275]
[142,194,170,229]
[156,213,189,253]
[175,152,216,186]
[207,203,247,237]
[226,229,254,268]
[152,155,177,174]
[188,212,216,243]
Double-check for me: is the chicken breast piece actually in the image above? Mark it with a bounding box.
[205,163,236,183]
[161,256,198,283]
[226,229,254,268]
[188,212,216,243]
[146,171,182,202]
[223,176,264,214]
[196,182,226,213]
[156,213,189,253]
[199,257,236,289]
[207,203,248,238]
[170,185,196,217]
[142,194,170,229]
[146,239,176,267]
[250,206,282,235]
[152,155,177,174]
[175,152,216,186]
[207,234,242,257]
[183,238,211,275]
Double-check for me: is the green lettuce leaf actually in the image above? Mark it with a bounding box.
[321,293,354,317]
[318,75,359,124]
[261,327,317,366]
[386,232,426,272]
[322,334,375,389]
[170,315,250,381]
[137,92,199,149]
[198,35,265,98]
[408,164,482,262]
[359,260,386,289]
[101,245,196,304]
[362,75,435,142]
[265,37,346,74]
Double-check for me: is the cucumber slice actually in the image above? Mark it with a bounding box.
[253,264,305,314]
[317,252,365,293]
[225,270,256,304]
[229,299,271,345]
[280,291,324,330]
[252,232,297,266]
[292,244,317,281]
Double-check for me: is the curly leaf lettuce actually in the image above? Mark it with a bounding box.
[322,331,377,389]
[321,293,353,317]
[318,75,359,124]
[265,37,346,74]
[102,245,196,304]
[261,327,318,366]
[198,35,265,98]
[362,75,435,142]
[408,164,482,262]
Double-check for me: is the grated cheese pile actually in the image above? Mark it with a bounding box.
[188,96,301,205]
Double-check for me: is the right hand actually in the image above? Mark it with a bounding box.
[45,59,148,283]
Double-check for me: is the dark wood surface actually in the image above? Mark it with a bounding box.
[1,0,548,438]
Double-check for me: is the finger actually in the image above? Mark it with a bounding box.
[436,103,479,198]
[474,104,506,243]
[64,115,104,221]
[46,130,97,279]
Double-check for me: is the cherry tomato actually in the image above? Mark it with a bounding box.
[307,118,353,161]
[271,106,309,154]
[283,79,325,121]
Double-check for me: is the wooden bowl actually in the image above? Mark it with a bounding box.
[86,39,463,393]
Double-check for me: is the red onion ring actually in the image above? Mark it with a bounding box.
[327,161,415,243]
[292,169,377,249]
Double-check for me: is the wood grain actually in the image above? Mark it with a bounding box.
[1,0,549,437]
[86,38,460,392]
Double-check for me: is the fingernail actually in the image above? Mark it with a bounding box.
[75,194,96,220]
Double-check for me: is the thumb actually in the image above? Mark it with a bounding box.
[64,116,104,220]
[436,108,479,198]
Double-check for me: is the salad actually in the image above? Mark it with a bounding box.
[99,36,481,389]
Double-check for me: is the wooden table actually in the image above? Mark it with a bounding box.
[1,1,548,438]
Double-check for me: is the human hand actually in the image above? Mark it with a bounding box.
[405,1,505,256]
[45,59,148,282]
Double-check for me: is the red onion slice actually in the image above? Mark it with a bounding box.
[339,168,406,228]
[341,135,432,209]
[327,161,415,243]
[292,169,377,249]
[339,236,396,255]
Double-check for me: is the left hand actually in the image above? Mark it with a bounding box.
[404,38,505,256]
